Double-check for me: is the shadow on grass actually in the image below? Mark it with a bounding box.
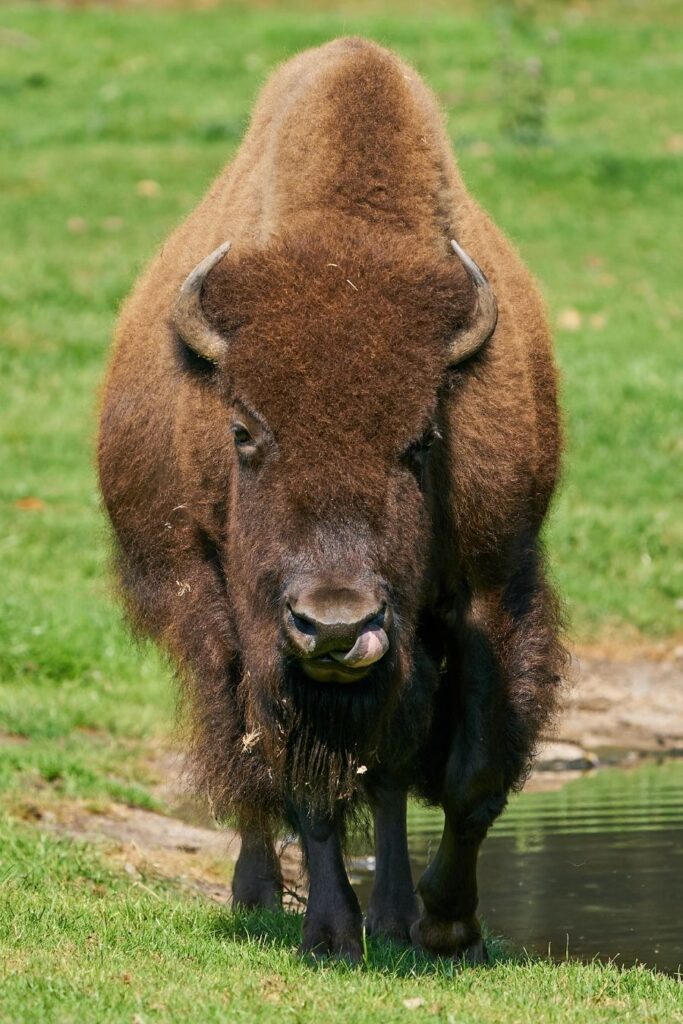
[210,908,516,977]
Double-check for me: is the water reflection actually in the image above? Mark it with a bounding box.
[350,760,683,974]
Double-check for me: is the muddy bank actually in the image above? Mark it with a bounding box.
[30,799,303,906]
[537,649,683,772]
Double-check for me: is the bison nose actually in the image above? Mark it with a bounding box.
[284,587,390,669]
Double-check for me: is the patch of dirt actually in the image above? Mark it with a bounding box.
[0,732,29,746]
[575,636,683,663]
[17,797,302,905]
[539,650,683,762]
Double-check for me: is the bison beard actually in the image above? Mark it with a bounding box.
[183,628,440,828]
[274,648,439,821]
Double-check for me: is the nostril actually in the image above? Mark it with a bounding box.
[292,613,317,638]
[363,602,389,634]
[285,603,317,639]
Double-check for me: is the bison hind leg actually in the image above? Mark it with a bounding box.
[232,823,283,911]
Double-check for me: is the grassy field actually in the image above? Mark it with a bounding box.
[3,813,682,1024]
[1,2,682,1021]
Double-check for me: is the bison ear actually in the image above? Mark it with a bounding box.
[173,242,232,364]
[447,239,498,364]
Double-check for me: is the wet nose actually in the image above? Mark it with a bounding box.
[284,587,390,669]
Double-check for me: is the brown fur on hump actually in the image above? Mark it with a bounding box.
[252,39,456,240]
[97,37,566,824]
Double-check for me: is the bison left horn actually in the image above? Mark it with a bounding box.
[173,241,232,363]
[448,239,498,364]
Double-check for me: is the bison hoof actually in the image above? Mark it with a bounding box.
[231,873,282,912]
[365,910,416,945]
[300,918,363,962]
[410,914,488,965]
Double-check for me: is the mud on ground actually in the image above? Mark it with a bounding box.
[539,646,683,770]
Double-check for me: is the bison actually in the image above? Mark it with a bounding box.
[98,37,566,963]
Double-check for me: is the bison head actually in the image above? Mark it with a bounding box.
[172,230,496,811]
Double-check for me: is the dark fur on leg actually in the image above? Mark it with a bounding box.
[232,821,283,910]
[365,784,418,943]
[293,806,363,961]
[413,542,566,962]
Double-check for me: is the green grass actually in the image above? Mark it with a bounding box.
[1,2,682,1020]
[2,815,682,1024]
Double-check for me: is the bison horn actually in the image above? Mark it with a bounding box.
[448,238,498,363]
[173,241,232,363]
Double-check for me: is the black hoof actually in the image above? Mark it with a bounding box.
[300,917,363,962]
[232,867,282,911]
[365,910,416,945]
[410,913,488,965]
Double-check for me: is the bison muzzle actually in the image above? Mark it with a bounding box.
[98,37,566,963]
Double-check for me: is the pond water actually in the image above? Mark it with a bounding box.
[349,760,683,974]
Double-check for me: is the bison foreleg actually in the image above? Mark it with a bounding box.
[365,785,418,943]
[413,558,564,963]
[411,731,503,963]
[410,794,495,965]
[232,822,283,911]
[293,807,363,961]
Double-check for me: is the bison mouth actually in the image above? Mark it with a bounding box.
[293,621,390,684]
[299,654,373,684]
[281,580,391,685]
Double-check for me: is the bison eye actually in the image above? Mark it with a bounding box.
[400,426,440,488]
[232,423,252,445]
[231,422,258,459]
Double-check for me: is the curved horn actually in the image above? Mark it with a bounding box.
[173,241,232,363]
[448,238,498,363]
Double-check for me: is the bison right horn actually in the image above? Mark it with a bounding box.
[173,241,232,363]
[448,239,498,364]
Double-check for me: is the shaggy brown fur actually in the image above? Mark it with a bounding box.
[98,37,566,960]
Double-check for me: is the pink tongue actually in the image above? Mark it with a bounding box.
[329,628,389,668]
